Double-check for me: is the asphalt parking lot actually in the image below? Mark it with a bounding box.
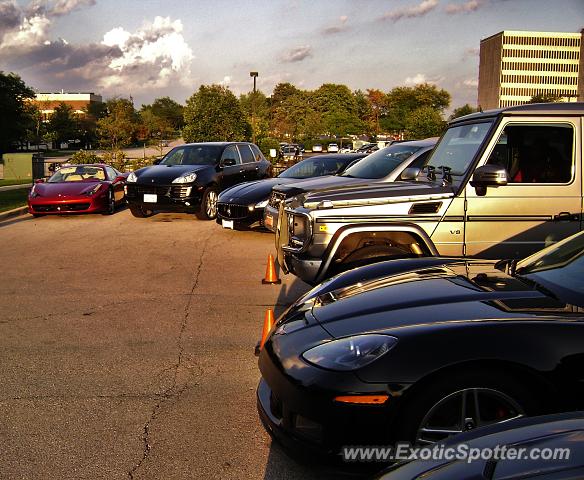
[0,209,346,479]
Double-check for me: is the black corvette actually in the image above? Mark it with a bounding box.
[125,142,270,219]
[257,231,584,456]
[216,153,365,229]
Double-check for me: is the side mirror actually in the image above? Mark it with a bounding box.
[115,175,126,183]
[400,167,421,181]
[35,178,46,183]
[470,165,509,196]
[222,158,237,167]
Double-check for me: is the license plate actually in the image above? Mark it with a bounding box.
[143,194,157,203]
[222,219,234,229]
[265,214,273,228]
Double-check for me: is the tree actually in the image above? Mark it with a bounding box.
[383,83,451,133]
[312,84,362,138]
[366,89,387,137]
[47,103,78,148]
[528,92,562,103]
[449,104,479,120]
[404,106,446,139]
[183,85,250,142]
[240,90,270,143]
[97,98,140,150]
[147,97,184,131]
[0,71,35,154]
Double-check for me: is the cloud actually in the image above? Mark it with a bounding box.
[463,78,478,87]
[219,76,231,87]
[445,0,484,13]
[405,73,445,86]
[323,16,349,35]
[380,0,438,22]
[280,45,312,63]
[50,0,96,17]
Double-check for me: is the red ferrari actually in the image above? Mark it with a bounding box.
[28,164,128,216]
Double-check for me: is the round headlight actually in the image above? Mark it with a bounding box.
[302,334,398,371]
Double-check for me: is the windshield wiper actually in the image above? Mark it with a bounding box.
[514,274,559,300]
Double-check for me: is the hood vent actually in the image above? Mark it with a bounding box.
[409,202,442,214]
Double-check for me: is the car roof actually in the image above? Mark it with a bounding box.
[181,142,253,147]
[450,102,584,125]
[389,138,438,147]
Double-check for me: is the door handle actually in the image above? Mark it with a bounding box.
[554,212,578,221]
[255,166,260,170]
[239,169,245,173]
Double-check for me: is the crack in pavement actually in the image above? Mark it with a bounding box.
[128,233,212,480]
[0,393,166,402]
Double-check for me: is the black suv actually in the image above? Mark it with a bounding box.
[125,142,271,219]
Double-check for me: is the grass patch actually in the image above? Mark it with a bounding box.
[0,189,29,213]
[0,178,32,187]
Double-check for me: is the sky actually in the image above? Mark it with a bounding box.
[1,0,582,110]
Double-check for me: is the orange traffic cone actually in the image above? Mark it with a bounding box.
[262,253,281,284]
[260,308,275,350]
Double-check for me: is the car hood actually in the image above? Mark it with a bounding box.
[34,181,103,197]
[218,178,296,204]
[272,175,368,197]
[134,164,211,184]
[310,260,576,338]
[300,180,455,208]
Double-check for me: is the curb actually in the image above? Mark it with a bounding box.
[0,206,29,223]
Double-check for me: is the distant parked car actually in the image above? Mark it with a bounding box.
[124,142,270,219]
[326,143,339,152]
[28,163,127,216]
[216,153,366,230]
[312,144,323,153]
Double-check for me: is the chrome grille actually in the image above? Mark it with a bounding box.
[170,185,191,199]
[218,203,249,219]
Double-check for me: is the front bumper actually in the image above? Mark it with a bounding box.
[28,193,107,214]
[257,342,396,456]
[217,202,264,227]
[125,183,203,211]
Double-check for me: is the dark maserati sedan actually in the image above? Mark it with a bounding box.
[376,412,584,479]
[125,142,270,219]
[216,153,365,229]
[257,231,584,456]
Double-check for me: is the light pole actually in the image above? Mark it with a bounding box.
[250,71,258,144]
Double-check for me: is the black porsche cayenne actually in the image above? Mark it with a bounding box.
[257,231,584,456]
[125,142,270,219]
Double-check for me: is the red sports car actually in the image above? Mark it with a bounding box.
[28,164,128,216]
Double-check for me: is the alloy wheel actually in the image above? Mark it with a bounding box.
[415,388,525,445]
[206,190,218,218]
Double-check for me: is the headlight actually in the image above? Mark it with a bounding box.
[30,185,39,198]
[255,199,269,208]
[172,172,197,184]
[302,334,398,371]
[127,172,137,183]
[85,184,102,196]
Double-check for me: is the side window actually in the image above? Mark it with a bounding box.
[105,167,118,180]
[250,144,265,162]
[486,124,574,184]
[221,145,241,165]
[163,147,186,166]
[409,150,431,170]
[237,144,255,164]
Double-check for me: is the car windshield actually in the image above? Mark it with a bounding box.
[159,145,223,166]
[48,165,105,182]
[423,120,494,178]
[341,144,422,179]
[515,232,584,306]
[278,157,348,179]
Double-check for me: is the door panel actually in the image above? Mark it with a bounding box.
[220,145,244,189]
[464,119,582,259]
[237,144,258,181]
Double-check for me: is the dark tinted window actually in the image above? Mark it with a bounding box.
[250,144,265,162]
[486,124,574,184]
[279,157,348,179]
[160,145,222,166]
[221,145,241,164]
[237,144,255,164]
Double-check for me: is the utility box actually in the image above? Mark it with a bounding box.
[0,153,37,180]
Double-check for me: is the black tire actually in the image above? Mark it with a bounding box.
[103,188,115,215]
[129,205,154,218]
[196,187,218,220]
[392,368,542,446]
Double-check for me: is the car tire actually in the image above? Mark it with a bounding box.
[392,368,542,446]
[196,187,218,220]
[103,188,115,215]
[129,205,154,218]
